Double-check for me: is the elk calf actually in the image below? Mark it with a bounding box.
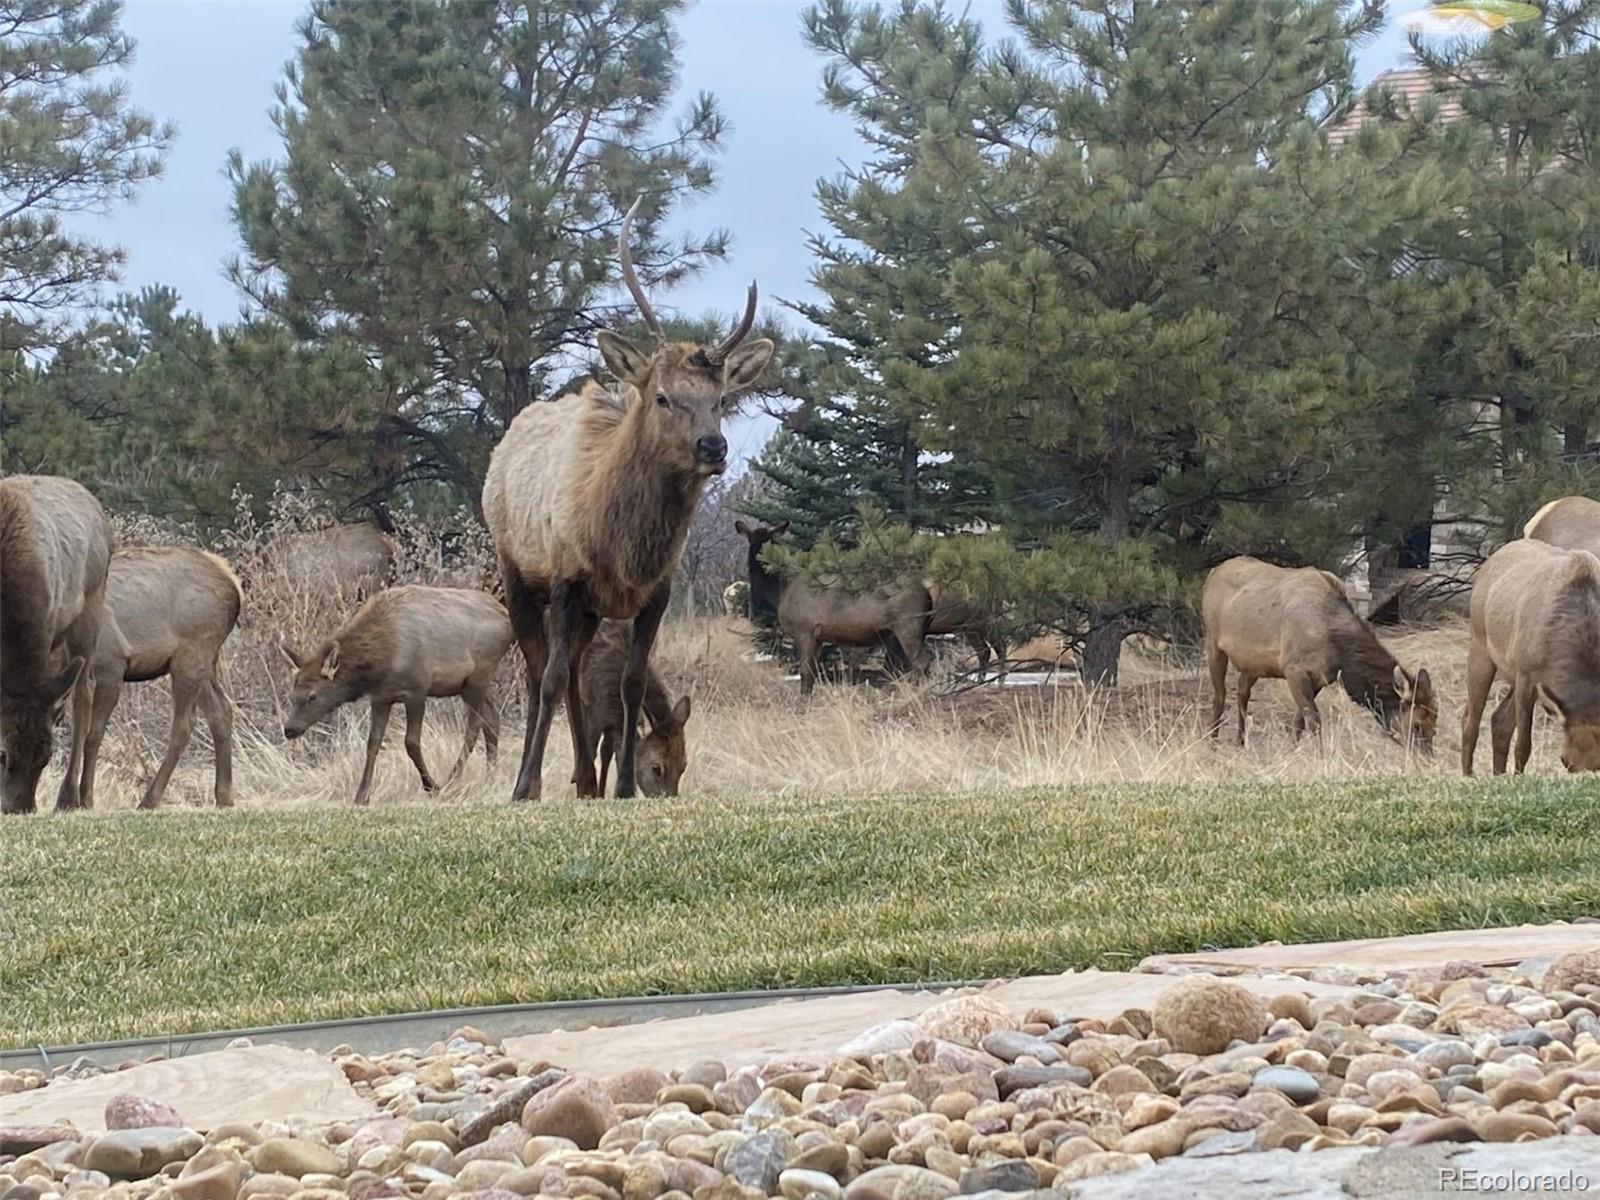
[81,547,242,810]
[1462,539,1600,775]
[280,586,513,805]
[574,621,692,797]
[1,475,113,814]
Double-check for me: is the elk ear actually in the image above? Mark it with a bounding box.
[1393,664,1411,696]
[279,641,304,670]
[597,330,652,387]
[722,338,775,393]
[1412,668,1433,702]
[671,695,691,728]
[1537,683,1570,718]
[772,521,790,538]
[734,520,751,538]
[47,657,85,703]
[321,641,341,678]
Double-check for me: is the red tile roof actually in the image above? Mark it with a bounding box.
[1326,67,1468,145]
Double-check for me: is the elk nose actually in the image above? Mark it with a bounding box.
[695,434,728,465]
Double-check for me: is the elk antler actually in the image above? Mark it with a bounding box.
[618,197,664,343]
[709,282,759,364]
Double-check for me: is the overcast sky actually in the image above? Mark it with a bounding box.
[85,0,1423,466]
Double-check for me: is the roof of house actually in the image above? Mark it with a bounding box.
[1325,67,1467,145]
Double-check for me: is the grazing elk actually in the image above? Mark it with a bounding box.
[1,475,113,814]
[574,620,692,797]
[927,588,994,678]
[1462,539,1600,775]
[81,547,242,810]
[272,524,396,598]
[1203,556,1436,753]
[734,520,933,695]
[280,585,512,805]
[483,199,773,801]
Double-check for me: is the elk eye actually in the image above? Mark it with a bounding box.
[655,393,670,408]
[652,764,664,776]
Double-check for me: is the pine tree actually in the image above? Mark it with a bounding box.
[0,0,172,348]
[227,0,729,510]
[792,0,1407,684]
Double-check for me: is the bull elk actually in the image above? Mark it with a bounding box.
[81,546,243,810]
[1,475,113,813]
[734,521,933,695]
[1462,538,1600,775]
[1202,556,1436,753]
[483,198,773,800]
[280,585,513,806]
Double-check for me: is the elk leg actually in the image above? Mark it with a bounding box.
[447,685,484,784]
[1490,688,1515,775]
[503,564,548,801]
[54,661,97,811]
[476,693,500,766]
[515,579,584,803]
[1288,673,1323,743]
[616,584,669,799]
[1460,640,1496,776]
[597,728,615,795]
[968,630,991,681]
[201,676,235,808]
[403,697,437,792]
[1511,680,1537,775]
[795,625,820,696]
[1205,640,1228,739]
[1236,673,1257,748]
[354,702,392,807]
[564,607,601,799]
[77,668,123,813]
[138,671,204,811]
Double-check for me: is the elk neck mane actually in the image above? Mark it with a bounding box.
[571,370,707,597]
[1327,595,1400,711]
[0,485,52,692]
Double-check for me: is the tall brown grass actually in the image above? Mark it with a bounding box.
[49,501,1567,809]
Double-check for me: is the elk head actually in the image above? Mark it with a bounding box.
[1539,685,1600,773]
[279,640,361,739]
[637,694,692,797]
[1390,664,1437,757]
[0,658,82,814]
[597,198,774,477]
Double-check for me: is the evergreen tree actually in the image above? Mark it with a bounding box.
[0,0,172,348]
[227,0,729,509]
[792,0,1407,684]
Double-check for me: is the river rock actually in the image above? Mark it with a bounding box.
[520,1075,616,1150]
[85,1128,203,1178]
[253,1139,340,1178]
[104,1094,187,1131]
[1151,979,1266,1055]
[1250,1067,1319,1106]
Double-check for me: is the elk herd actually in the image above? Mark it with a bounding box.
[2,205,1598,814]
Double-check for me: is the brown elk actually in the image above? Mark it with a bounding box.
[926,588,995,677]
[272,524,396,597]
[80,547,242,810]
[734,521,933,695]
[1,475,113,814]
[1202,556,1436,753]
[1524,494,1600,558]
[280,585,513,805]
[574,620,692,797]
[1462,539,1600,775]
[483,199,773,801]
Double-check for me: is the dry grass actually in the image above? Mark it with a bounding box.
[58,604,1571,810]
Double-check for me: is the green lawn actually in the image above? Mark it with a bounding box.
[3,778,1598,1047]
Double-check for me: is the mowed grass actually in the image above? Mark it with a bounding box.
[3,778,1598,1048]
